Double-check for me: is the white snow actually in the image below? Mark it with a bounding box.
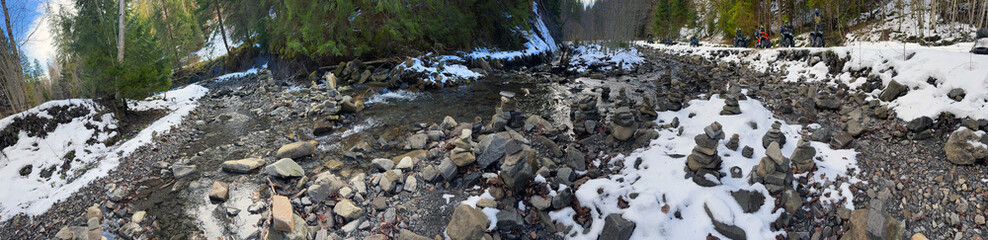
[465,1,558,60]
[567,44,645,73]
[397,56,482,85]
[641,41,988,122]
[191,26,244,62]
[459,189,499,231]
[213,64,265,83]
[845,0,979,44]
[551,96,860,239]
[0,84,208,220]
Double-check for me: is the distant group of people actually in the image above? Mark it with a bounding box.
[731,9,825,48]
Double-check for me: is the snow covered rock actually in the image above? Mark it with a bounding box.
[944,128,988,165]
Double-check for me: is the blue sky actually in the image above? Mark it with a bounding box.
[2,0,71,69]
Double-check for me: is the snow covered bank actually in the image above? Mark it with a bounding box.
[642,41,988,122]
[845,0,978,45]
[395,55,483,85]
[0,84,208,220]
[551,96,860,239]
[567,44,645,73]
[191,27,243,62]
[465,1,558,60]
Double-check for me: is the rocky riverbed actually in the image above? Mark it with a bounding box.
[3,45,987,240]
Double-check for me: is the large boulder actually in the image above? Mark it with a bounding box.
[265,158,304,178]
[944,128,988,165]
[221,158,266,173]
[906,117,934,132]
[445,205,489,240]
[878,80,908,102]
[276,140,318,159]
[599,214,635,240]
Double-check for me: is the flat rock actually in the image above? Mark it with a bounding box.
[221,158,266,173]
[266,158,304,178]
[276,140,318,159]
[172,164,196,179]
[272,195,294,232]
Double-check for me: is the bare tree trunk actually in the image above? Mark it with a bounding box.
[214,0,231,55]
[118,0,125,62]
[162,0,179,67]
[1,0,26,113]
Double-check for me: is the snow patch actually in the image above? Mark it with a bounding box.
[568,44,645,73]
[0,84,208,220]
[641,41,988,121]
[551,96,860,239]
[465,1,558,60]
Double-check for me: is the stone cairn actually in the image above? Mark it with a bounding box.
[687,122,726,187]
[725,134,740,151]
[752,142,794,194]
[609,106,639,141]
[790,133,817,172]
[572,95,601,136]
[761,121,787,148]
[491,91,525,131]
[720,95,742,115]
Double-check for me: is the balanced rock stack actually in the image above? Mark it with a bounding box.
[720,95,742,115]
[572,95,602,135]
[687,122,726,187]
[451,130,477,167]
[726,134,740,151]
[499,139,536,193]
[752,142,794,194]
[790,133,817,172]
[610,107,639,141]
[490,91,517,131]
[761,121,787,148]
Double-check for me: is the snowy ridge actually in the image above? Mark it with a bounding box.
[550,96,860,239]
[465,1,558,60]
[641,41,988,122]
[0,84,208,220]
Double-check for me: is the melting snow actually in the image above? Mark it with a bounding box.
[0,84,208,220]
[551,96,860,239]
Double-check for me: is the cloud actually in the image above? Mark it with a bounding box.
[22,0,74,68]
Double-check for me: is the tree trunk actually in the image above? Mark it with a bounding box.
[1,0,26,113]
[214,0,231,55]
[162,1,179,67]
[118,0,125,62]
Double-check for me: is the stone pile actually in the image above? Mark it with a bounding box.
[572,95,602,135]
[490,91,525,131]
[720,95,741,115]
[761,121,786,148]
[687,122,725,187]
[751,142,793,194]
[609,107,638,141]
[790,133,817,172]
